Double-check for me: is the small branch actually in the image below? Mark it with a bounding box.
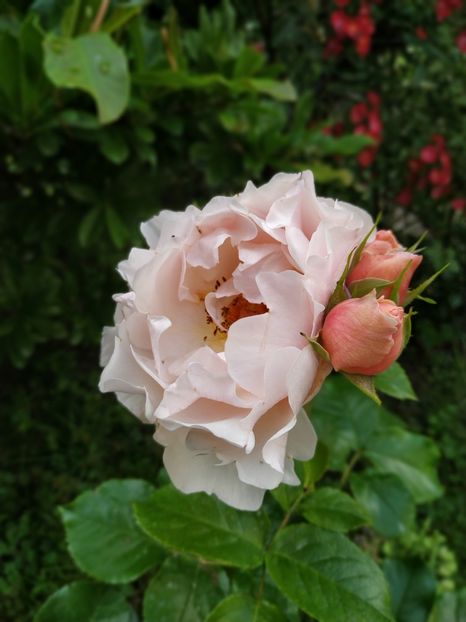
[339,450,362,490]
[90,0,111,32]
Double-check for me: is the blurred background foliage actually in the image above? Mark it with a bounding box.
[0,0,465,620]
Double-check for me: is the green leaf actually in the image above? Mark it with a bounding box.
[266,524,393,622]
[270,483,302,513]
[383,559,436,622]
[246,78,297,101]
[143,556,222,622]
[350,472,415,538]
[43,32,129,124]
[34,581,136,622]
[99,129,129,165]
[134,486,266,569]
[311,161,353,186]
[59,479,164,584]
[342,372,381,406]
[233,46,265,78]
[105,206,129,248]
[429,589,466,622]
[317,133,375,156]
[374,362,417,401]
[78,207,100,247]
[309,375,398,470]
[298,441,329,488]
[206,593,287,622]
[300,487,370,532]
[365,428,443,503]
[104,3,144,34]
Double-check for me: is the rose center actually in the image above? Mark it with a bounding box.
[220,295,268,331]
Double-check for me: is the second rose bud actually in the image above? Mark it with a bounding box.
[321,291,405,376]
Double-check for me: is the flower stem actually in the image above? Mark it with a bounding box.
[339,450,362,490]
[90,0,110,32]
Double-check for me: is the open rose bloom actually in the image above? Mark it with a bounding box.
[100,171,396,510]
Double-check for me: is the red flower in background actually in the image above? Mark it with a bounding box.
[397,135,455,205]
[328,0,377,58]
[456,30,466,53]
[452,198,466,212]
[436,0,463,22]
[348,91,383,167]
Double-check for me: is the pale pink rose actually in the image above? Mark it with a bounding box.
[321,291,405,375]
[347,229,422,303]
[99,171,373,510]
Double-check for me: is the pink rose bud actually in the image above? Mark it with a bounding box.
[347,229,422,303]
[321,291,405,375]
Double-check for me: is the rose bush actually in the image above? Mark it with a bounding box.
[99,171,373,509]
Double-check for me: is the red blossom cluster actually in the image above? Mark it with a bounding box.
[325,0,380,58]
[452,198,466,212]
[350,92,383,167]
[436,0,463,21]
[396,135,453,206]
[456,30,466,53]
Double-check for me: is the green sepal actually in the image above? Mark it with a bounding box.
[348,212,382,273]
[342,372,381,406]
[403,263,449,306]
[349,278,393,298]
[327,214,381,312]
[303,335,331,363]
[326,250,353,312]
[403,308,414,348]
[407,230,428,253]
[389,259,414,305]
[416,295,436,304]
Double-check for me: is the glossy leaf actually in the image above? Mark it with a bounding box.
[34,581,136,622]
[350,472,415,538]
[365,428,443,503]
[206,593,287,622]
[43,32,129,123]
[134,486,265,568]
[266,524,393,622]
[59,479,163,583]
[247,78,296,101]
[300,487,370,532]
[298,441,329,488]
[308,375,399,470]
[429,589,466,622]
[343,372,381,406]
[374,363,417,401]
[271,484,302,512]
[383,559,436,622]
[143,556,222,622]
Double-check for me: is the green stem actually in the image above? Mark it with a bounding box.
[339,450,361,490]
[65,0,82,37]
[255,485,313,602]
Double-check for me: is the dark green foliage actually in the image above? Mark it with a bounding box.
[1,1,465,621]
